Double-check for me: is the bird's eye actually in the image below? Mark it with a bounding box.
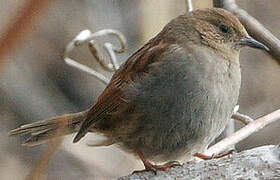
[219,24,230,33]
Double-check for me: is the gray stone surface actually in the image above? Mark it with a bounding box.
[119,145,280,180]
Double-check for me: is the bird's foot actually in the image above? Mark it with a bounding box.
[133,146,181,174]
[133,160,181,174]
[194,149,236,160]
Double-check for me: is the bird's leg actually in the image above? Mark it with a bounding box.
[132,148,181,174]
[194,149,236,160]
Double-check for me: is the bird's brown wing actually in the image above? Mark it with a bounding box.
[73,39,170,142]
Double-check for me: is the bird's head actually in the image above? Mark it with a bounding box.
[162,8,268,59]
[191,8,268,55]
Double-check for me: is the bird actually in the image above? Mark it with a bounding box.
[9,8,268,172]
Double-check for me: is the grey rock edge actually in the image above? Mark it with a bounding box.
[119,145,280,180]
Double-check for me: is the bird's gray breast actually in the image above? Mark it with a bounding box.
[125,45,241,162]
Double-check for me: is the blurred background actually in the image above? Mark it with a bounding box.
[0,0,279,179]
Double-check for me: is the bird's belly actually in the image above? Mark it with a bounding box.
[139,89,236,163]
[119,53,241,163]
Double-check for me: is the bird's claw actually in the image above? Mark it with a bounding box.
[194,149,236,160]
[133,160,181,175]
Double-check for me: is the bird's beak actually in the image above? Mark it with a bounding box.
[240,36,269,51]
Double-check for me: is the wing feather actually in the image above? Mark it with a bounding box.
[73,40,169,142]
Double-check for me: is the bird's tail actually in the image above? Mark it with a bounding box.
[8,111,88,146]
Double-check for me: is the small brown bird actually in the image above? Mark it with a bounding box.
[9,8,268,172]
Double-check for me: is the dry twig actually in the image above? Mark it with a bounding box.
[25,114,70,180]
[232,112,254,125]
[26,138,63,180]
[206,109,280,156]
[0,0,55,65]
[185,0,193,12]
[63,29,126,85]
